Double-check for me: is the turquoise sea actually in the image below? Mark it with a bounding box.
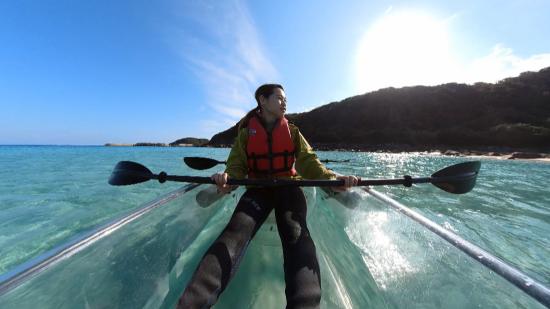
[0,145,549,308]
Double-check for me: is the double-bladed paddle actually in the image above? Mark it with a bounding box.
[109,160,481,194]
[183,156,350,170]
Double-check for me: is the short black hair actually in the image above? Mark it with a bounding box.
[254,84,284,106]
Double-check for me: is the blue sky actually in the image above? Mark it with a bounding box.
[1,0,549,145]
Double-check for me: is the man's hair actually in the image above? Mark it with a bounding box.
[254,84,284,106]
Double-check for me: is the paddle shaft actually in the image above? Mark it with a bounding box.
[153,173,474,187]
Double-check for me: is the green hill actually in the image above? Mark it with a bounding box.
[209,67,550,152]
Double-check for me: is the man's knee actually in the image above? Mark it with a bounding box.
[278,211,306,244]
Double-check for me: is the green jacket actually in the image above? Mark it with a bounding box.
[225,123,336,180]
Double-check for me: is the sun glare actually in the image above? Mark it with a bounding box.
[355,10,457,93]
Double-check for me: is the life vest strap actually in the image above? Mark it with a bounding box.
[247,151,296,160]
[248,167,295,176]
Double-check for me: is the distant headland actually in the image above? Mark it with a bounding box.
[105,138,209,147]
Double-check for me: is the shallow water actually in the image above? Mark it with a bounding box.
[0,146,548,308]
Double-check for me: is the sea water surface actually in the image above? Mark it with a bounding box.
[0,145,549,308]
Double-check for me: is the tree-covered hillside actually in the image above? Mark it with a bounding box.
[210,67,550,151]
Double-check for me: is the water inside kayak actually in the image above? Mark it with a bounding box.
[0,185,544,308]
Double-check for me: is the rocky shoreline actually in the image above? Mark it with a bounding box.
[105,142,197,147]
[206,143,550,161]
[437,150,550,160]
[104,141,549,161]
[310,143,550,159]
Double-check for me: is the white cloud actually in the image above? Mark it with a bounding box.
[209,104,248,120]
[175,0,278,136]
[199,118,237,137]
[198,120,224,137]
[463,45,550,84]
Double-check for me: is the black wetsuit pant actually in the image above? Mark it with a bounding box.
[177,186,321,309]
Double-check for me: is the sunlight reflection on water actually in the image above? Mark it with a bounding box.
[345,210,417,290]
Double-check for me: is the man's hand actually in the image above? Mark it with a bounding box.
[331,175,360,192]
[211,172,236,194]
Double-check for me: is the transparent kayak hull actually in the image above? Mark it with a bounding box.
[0,185,222,308]
[0,185,546,308]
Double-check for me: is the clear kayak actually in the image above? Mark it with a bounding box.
[0,184,547,308]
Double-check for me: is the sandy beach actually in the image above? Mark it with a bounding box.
[437,152,550,163]
[464,155,550,163]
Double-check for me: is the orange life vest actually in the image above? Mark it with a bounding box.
[246,116,297,178]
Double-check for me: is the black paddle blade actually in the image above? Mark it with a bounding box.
[183,157,221,170]
[108,161,154,186]
[431,161,481,194]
